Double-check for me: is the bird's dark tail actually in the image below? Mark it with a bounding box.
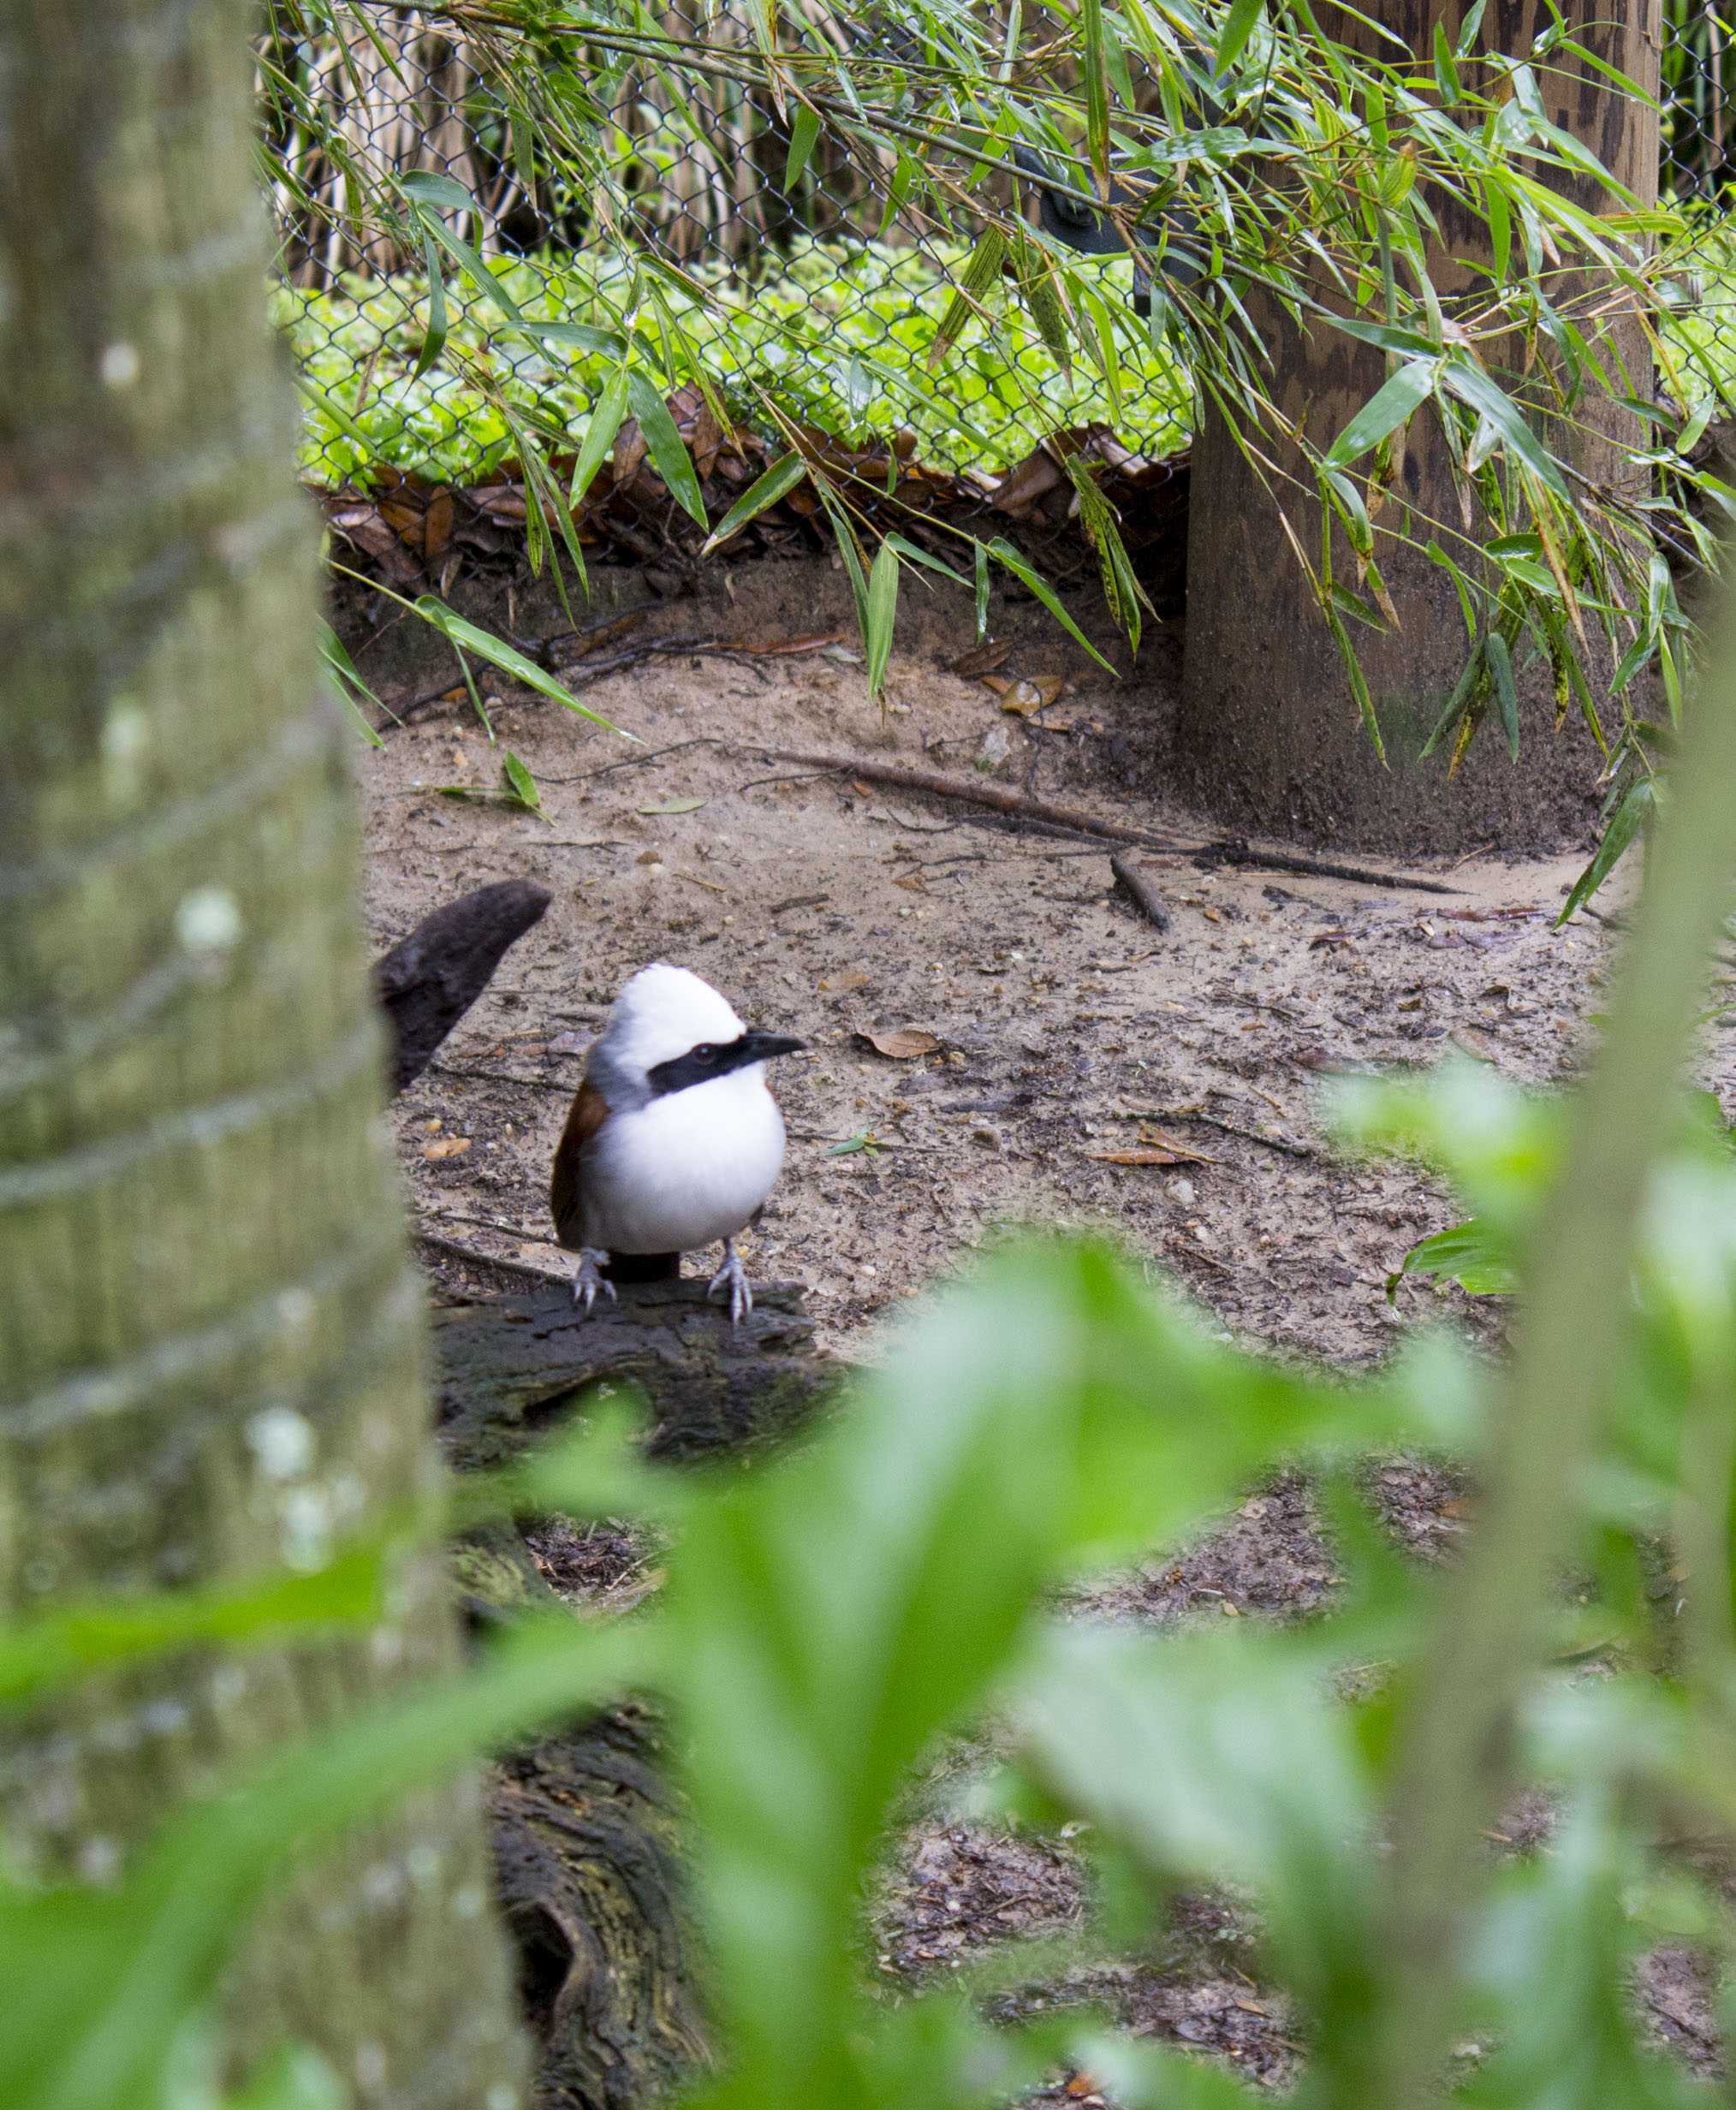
[603,1251,681,1284]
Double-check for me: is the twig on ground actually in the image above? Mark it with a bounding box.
[426,1060,574,1095]
[1123,1105,1317,1160]
[771,892,830,914]
[753,748,1463,895]
[538,735,722,785]
[1109,853,1173,933]
[429,1206,556,1244]
[736,770,847,793]
[417,1231,569,1286]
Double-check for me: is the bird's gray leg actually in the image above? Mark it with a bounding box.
[707,1239,752,1326]
[571,1246,617,1313]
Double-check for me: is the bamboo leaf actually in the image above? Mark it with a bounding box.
[627,371,708,526]
[928,229,1006,369]
[1485,630,1520,761]
[1555,777,1656,925]
[701,452,809,553]
[1324,360,1436,467]
[410,597,630,733]
[1216,0,1264,76]
[1081,0,1111,181]
[782,104,822,191]
[865,538,900,702]
[1419,640,1486,760]
[501,750,544,817]
[817,484,871,634]
[413,231,448,380]
[573,369,631,505]
[987,538,1116,674]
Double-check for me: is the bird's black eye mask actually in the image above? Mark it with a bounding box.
[647,1030,806,1098]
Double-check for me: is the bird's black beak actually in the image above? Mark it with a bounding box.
[740,1031,806,1062]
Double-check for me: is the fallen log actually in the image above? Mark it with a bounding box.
[437,1276,838,2110]
[436,1276,834,1471]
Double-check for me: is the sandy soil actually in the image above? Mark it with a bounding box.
[352,556,1630,1359]
[342,553,1728,2089]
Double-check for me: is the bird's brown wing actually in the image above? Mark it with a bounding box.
[550,1079,609,1251]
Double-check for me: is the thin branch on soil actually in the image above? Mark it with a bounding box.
[429,1206,556,1244]
[426,1060,575,1095]
[1124,1105,1317,1160]
[750,747,1465,895]
[1109,853,1173,933]
[537,736,723,785]
[736,770,849,793]
[417,1230,569,1286]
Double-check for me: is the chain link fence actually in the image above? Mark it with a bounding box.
[262,7,1188,507]
[265,5,1736,508]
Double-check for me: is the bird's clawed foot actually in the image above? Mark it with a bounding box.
[707,1241,753,1327]
[571,1247,617,1314]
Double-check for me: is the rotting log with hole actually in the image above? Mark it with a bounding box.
[435,1277,840,2110]
[1177,1,1662,855]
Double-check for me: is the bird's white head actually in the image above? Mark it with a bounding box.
[607,964,746,1073]
[587,964,804,1108]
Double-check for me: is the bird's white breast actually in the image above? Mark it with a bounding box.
[581,1064,787,1255]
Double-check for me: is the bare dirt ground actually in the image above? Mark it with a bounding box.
[342,552,1730,2089]
[352,555,1630,1357]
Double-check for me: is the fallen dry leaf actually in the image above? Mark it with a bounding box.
[1136,1125,1219,1164]
[821,970,871,994]
[998,675,1066,716]
[857,1027,942,1060]
[1085,1146,1186,1167]
[949,639,1011,678]
[1450,1025,1499,1063]
[423,1136,473,1161]
[892,875,927,894]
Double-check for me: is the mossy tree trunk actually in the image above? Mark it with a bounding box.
[0,5,526,2105]
[1176,1,1661,855]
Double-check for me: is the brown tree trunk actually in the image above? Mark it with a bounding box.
[0,5,526,2102]
[1176,2,1661,854]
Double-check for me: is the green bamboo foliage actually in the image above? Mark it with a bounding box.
[263,0,1729,898]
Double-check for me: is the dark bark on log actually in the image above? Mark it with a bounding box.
[374,879,552,1091]
[436,1277,835,1471]
[490,1719,711,2110]
[437,1277,838,2109]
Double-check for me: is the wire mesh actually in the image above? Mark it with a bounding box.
[259,5,1188,502]
[266,7,1735,505]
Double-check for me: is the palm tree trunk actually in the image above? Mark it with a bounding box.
[0,4,527,2103]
